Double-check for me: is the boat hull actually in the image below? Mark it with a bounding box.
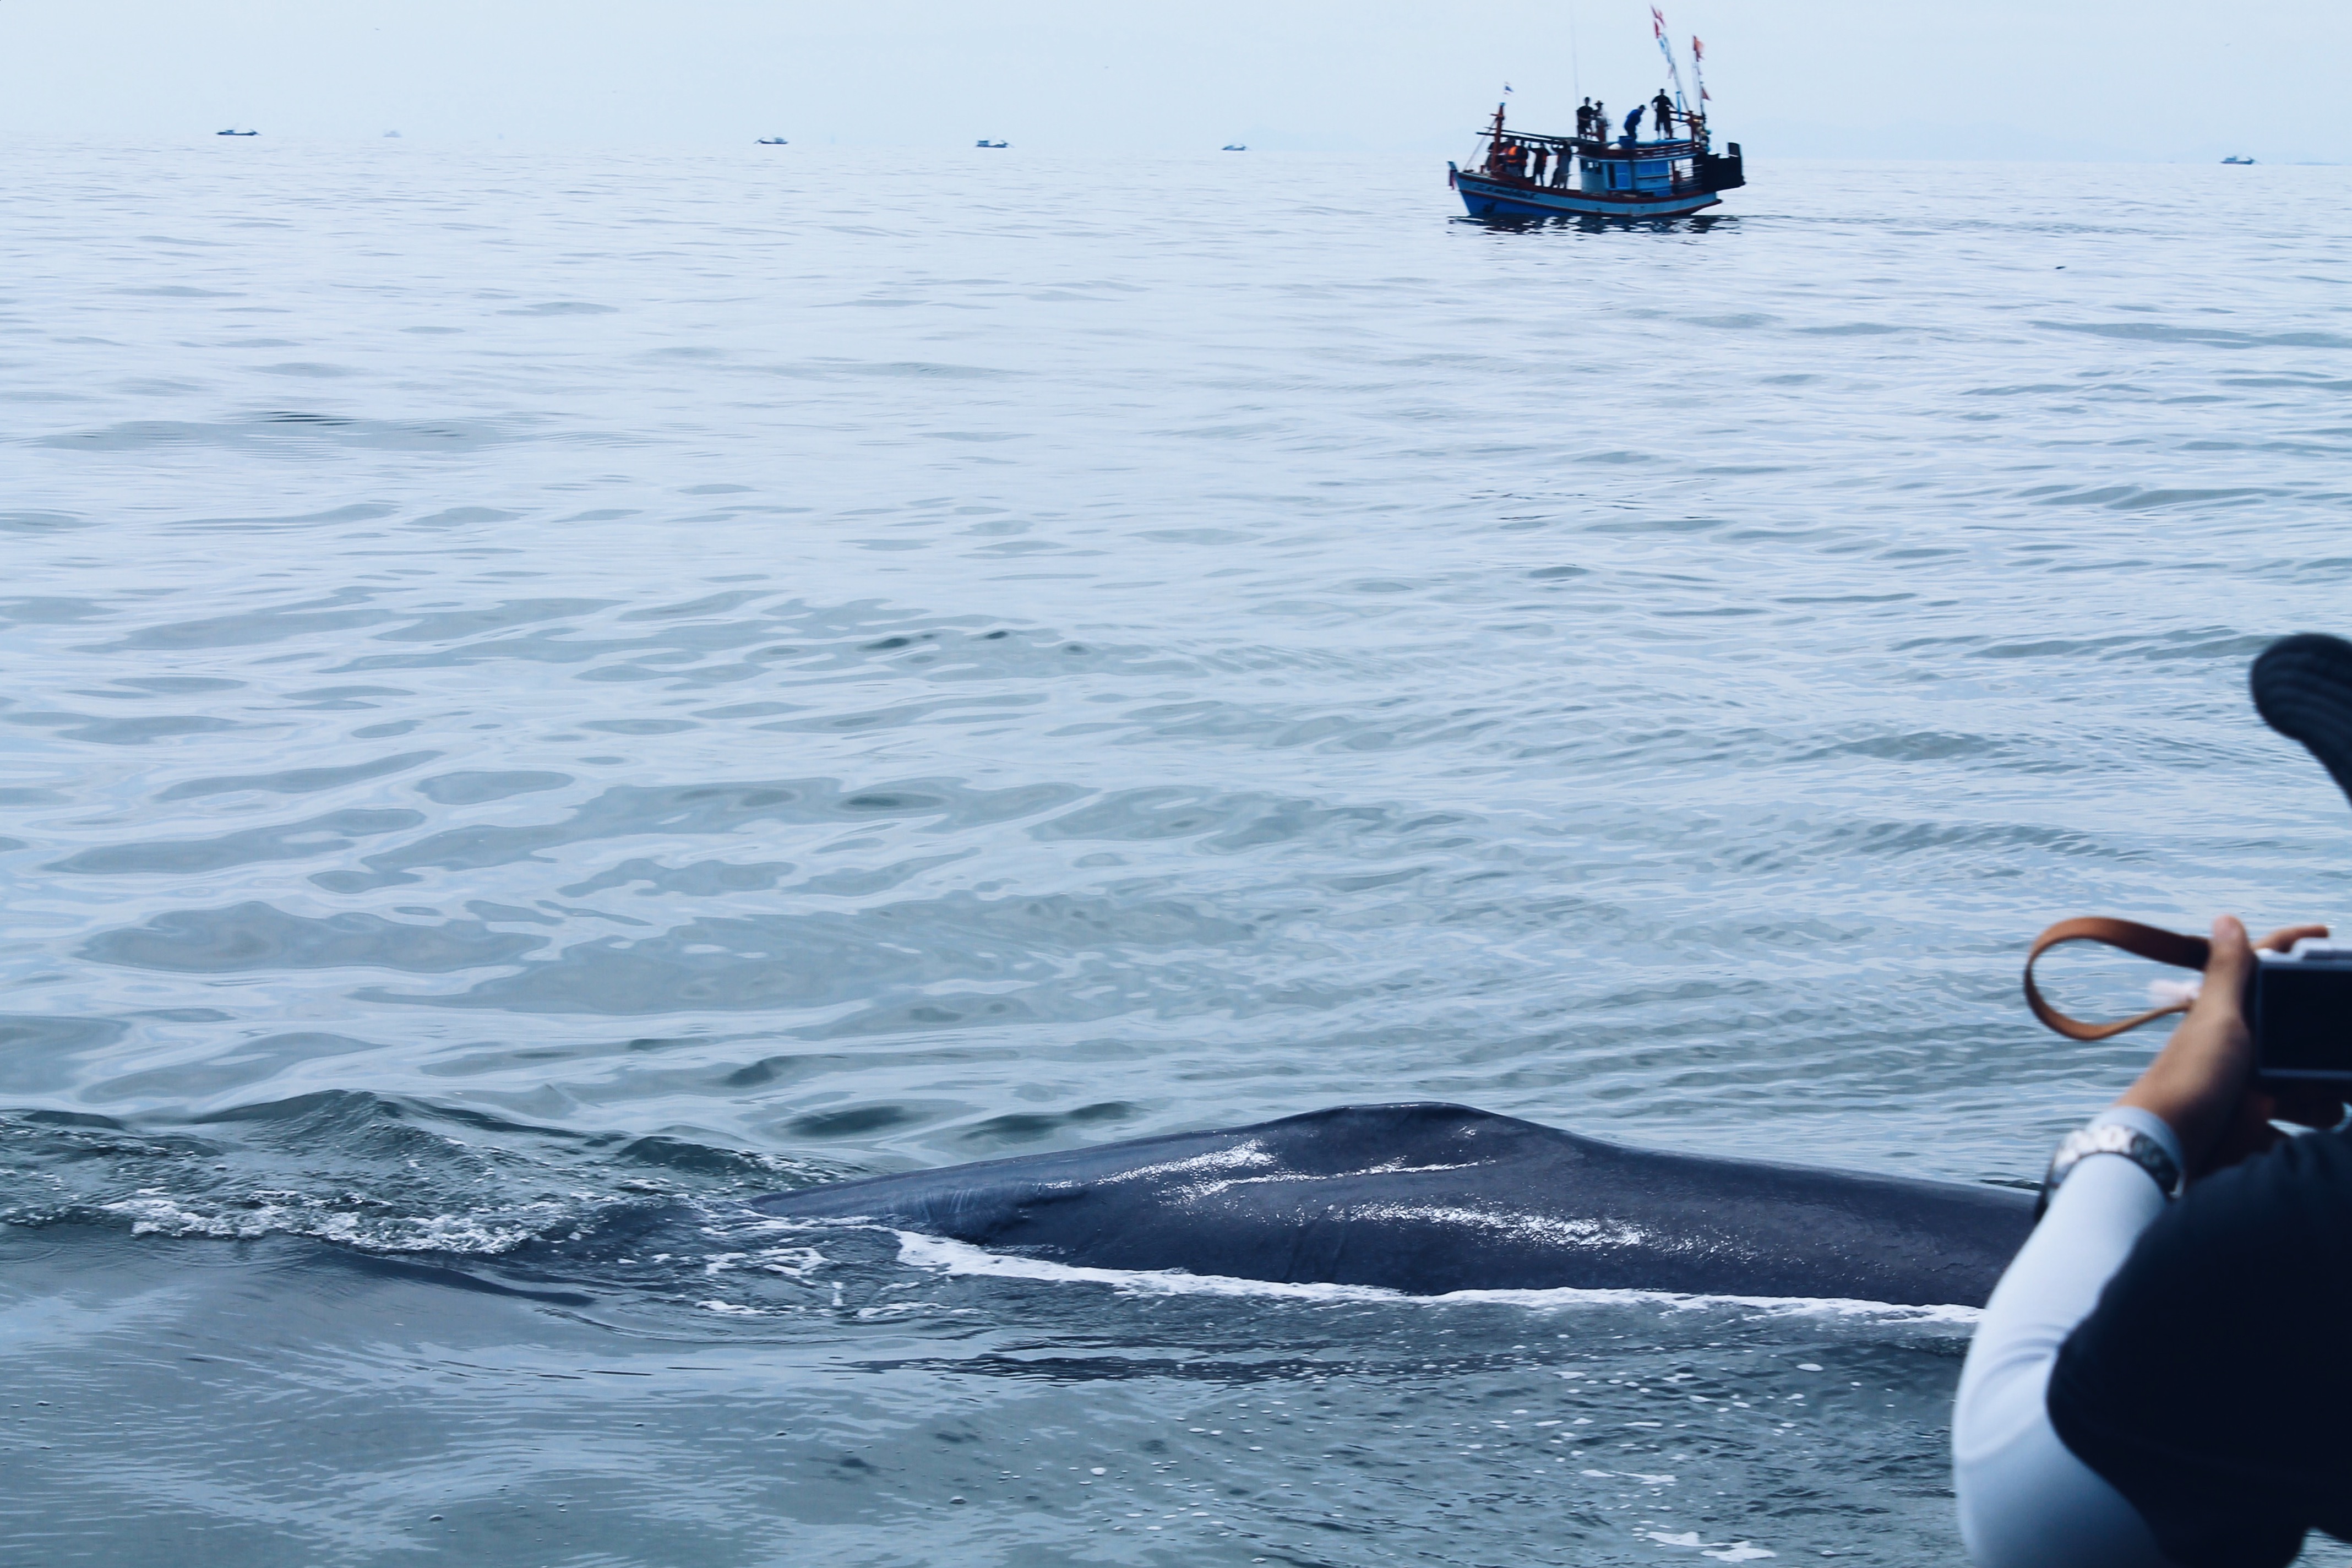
[1452,168,1721,220]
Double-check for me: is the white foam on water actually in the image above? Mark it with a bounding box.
[757,1245,828,1279]
[1646,1530,1778,1561]
[891,1231,1983,1324]
[99,1193,569,1255]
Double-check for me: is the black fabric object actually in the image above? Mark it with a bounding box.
[2251,632,2352,810]
[2048,1129,2352,1568]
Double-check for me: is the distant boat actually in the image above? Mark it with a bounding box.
[384,130,401,138]
[2222,155,2255,164]
[1222,143,1247,151]
[756,137,788,145]
[216,128,258,137]
[975,139,1008,149]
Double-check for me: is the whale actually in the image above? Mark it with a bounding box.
[754,1102,2034,1308]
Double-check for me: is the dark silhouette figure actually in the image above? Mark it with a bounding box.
[1652,90,1675,138]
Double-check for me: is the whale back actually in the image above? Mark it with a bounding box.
[753,1102,2034,1308]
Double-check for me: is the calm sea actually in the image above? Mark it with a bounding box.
[4,141,2350,1566]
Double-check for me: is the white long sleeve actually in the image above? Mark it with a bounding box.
[1952,1107,2181,1568]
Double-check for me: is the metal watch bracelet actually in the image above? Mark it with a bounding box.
[2032,1123,2182,1221]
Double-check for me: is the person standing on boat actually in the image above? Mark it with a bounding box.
[1531,146,1549,184]
[1577,99,1594,139]
[1622,106,1643,146]
[1592,102,1605,144]
[1652,89,1676,139]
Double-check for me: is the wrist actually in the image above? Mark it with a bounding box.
[2086,1105,2185,1173]
[2037,1113,2184,1219]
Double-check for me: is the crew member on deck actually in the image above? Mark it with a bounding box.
[1550,154,1571,188]
[1622,106,1643,146]
[1531,147,1549,184]
[1652,90,1675,139]
[1577,99,1594,139]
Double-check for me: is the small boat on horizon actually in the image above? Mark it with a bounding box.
[1222,143,1247,151]
[975,139,1009,149]
[756,137,788,145]
[2222,155,2255,164]
[1449,14,1742,220]
[216,128,258,137]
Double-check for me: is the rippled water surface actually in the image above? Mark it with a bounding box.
[6,141,2352,1565]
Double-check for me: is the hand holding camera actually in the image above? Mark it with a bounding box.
[2117,916,2345,1182]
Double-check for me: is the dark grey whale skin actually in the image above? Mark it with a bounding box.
[754,1103,2035,1308]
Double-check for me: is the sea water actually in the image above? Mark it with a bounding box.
[3,141,2350,1565]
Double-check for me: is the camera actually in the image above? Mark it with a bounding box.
[2253,940,2352,1081]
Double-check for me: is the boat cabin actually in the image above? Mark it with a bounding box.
[1469,111,1742,203]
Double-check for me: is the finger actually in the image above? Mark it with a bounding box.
[2256,922,2331,954]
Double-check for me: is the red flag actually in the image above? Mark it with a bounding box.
[1651,6,1665,39]
[1692,35,1705,60]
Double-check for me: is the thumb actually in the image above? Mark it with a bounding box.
[2199,914,2255,1002]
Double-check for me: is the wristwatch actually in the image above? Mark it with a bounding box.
[2033,1123,2182,1221]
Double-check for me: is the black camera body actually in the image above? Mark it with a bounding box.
[2253,941,2352,1081]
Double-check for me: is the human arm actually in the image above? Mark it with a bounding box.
[1953,1106,2179,1568]
[1952,917,2337,1567]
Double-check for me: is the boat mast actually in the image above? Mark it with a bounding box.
[1649,5,1690,127]
[1569,5,1582,104]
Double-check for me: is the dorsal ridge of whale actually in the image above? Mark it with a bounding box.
[753,1102,2034,1308]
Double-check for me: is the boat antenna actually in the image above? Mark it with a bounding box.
[1649,5,1690,117]
[1569,4,1583,104]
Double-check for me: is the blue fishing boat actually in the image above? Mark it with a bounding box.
[1449,14,1743,220]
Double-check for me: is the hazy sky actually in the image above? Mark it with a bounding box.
[4,1,2345,161]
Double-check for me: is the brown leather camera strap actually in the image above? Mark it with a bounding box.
[2023,917,2212,1040]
